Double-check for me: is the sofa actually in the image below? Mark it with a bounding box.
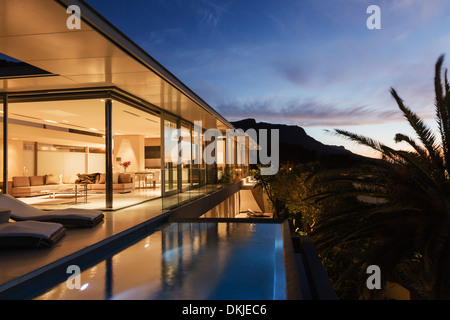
[87,173,135,193]
[11,173,135,197]
[11,175,74,197]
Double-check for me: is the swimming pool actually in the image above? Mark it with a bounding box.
[28,221,289,300]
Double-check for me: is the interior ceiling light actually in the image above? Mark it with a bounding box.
[41,109,77,117]
[123,110,140,117]
[45,119,58,123]
[145,117,158,123]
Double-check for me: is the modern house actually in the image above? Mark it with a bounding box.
[0,0,250,211]
[0,0,337,301]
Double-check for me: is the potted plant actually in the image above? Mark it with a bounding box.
[120,161,131,172]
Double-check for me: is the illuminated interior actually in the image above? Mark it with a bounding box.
[0,0,250,211]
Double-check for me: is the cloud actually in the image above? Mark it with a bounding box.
[216,96,405,127]
[191,0,233,28]
[145,28,184,46]
[273,59,312,86]
[385,0,450,22]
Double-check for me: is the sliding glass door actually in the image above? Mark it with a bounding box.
[163,117,179,195]
[192,128,201,187]
[180,123,191,191]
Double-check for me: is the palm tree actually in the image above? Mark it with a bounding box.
[311,55,450,299]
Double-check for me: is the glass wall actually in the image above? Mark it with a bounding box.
[112,102,161,209]
[180,123,191,191]
[2,94,247,212]
[217,135,226,182]
[162,117,231,210]
[226,134,237,181]
[236,136,246,181]
[205,132,218,185]
[244,137,250,177]
[192,127,201,187]
[4,97,164,211]
[200,131,206,185]
[164,117,179,194]
[6,99,105,210]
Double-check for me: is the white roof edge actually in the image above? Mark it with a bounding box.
[54,0,234,129]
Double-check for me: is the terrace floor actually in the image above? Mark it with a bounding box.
[0,184,223,296]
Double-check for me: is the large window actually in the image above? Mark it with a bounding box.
[4,98,162,211]
[180,123,191,191]
[164,117,179,194]
[6,99,106,209]
[1,94,244,212]
[192,127,201,187]
[112,102,161,208]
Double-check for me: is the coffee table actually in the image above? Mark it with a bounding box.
[41,184,88,204]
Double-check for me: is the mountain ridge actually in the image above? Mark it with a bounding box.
[230,118,363,164]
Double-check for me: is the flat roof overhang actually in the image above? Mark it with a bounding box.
[0,0,232,131]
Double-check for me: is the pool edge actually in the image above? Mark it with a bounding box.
[281,220,302,300]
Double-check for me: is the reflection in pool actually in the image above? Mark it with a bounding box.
[34,222,286,300]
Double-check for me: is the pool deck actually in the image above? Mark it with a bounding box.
[0,184,230,296]
[0,179,337,300]
[0,197,168,295]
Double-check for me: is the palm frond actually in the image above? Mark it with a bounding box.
[331,129,396,159]
[390,88,441,168]
[394,133,428,158]
[434,54,450,170]
[392,150,442,188]
[311,55,450,299]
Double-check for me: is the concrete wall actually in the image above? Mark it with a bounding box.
[114,135,145,173]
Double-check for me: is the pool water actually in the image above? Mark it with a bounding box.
[32,222,287,300]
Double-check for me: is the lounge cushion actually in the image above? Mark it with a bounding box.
[0,194,104,228]
[45,174,60,185]
[0,209,10,224]
[98,173,106,184]
[0,221,65,248]
[29,176,45,186]
[13,177,30,187]
[118,174,131,183]
[10,183,75,197]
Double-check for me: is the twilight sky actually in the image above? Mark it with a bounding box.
[88,0,450,157]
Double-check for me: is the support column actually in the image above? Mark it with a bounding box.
[105,99,113,208]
